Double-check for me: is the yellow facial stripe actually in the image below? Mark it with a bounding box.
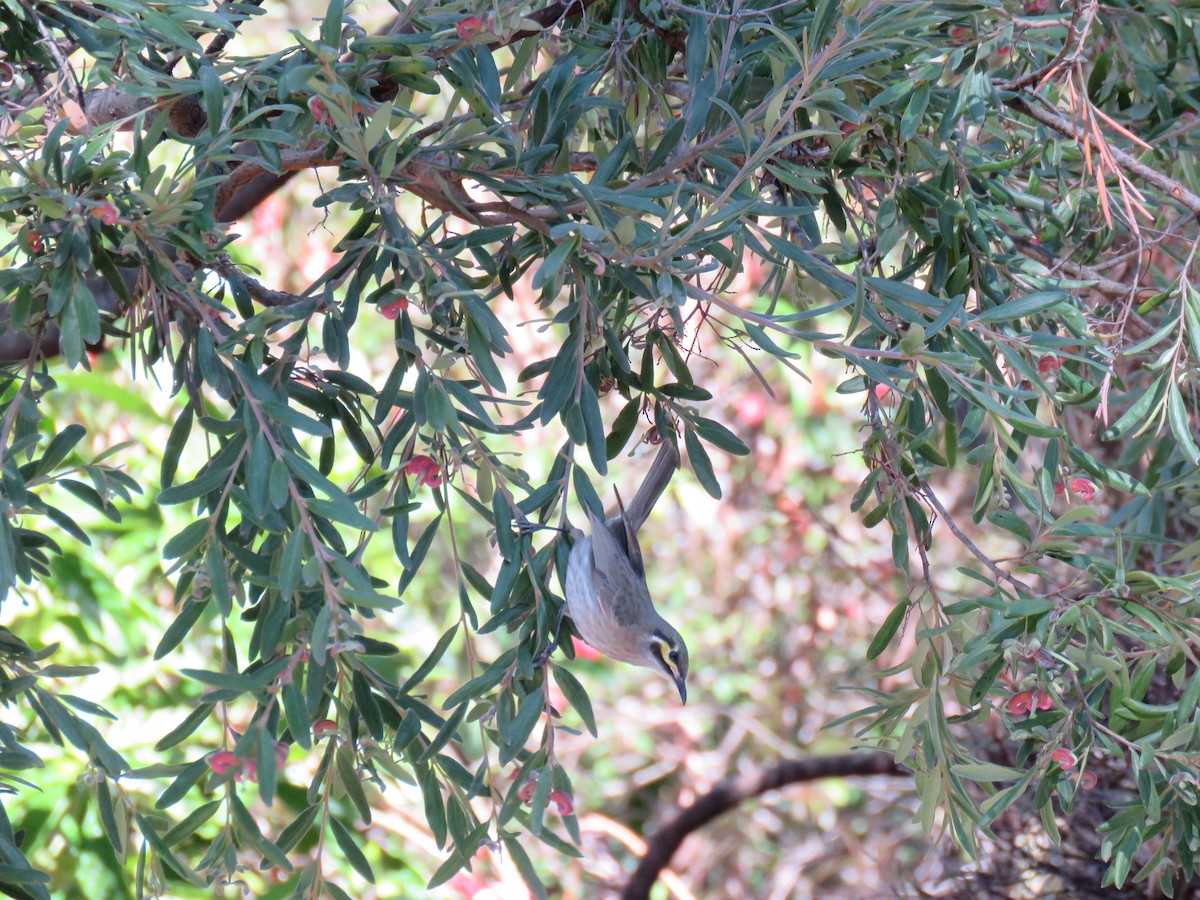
[650,635,679,676]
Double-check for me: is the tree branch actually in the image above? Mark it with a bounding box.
[1003,92,1200,220]
[620,752,908,900]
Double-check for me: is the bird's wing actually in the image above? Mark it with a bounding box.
[586,504,647,628]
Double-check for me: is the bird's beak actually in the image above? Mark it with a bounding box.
[674,674,687,704]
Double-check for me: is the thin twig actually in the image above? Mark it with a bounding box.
[919,482,1033,594]
[1004,94,1200,220]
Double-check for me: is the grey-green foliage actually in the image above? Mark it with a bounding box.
[0,0,1199,895]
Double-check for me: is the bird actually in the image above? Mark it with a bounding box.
[532,440,689,703]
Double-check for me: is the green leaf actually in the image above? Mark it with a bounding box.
[552,666,596,737]
[684,428,720,499]
[867,599,908,660]
[500,687,544,766]
[329,817,375,883]
[693,417,750,455]
[399,625,458,696]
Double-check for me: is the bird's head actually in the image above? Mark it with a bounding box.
[644,621,689,703]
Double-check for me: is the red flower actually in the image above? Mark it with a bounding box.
[571,636,602,661]
[735,392,768,427]
[209,750,241,775]
[26,230,43,253]
[457,16,485,40]
[379,297,409,319]
[549,789,574,816]
[1079,770,1098,790]
[91,201,119,226]
[405,455,443,488]
[313,718,338,738]
[1034,691,1054,711]
[1050,748,1076,770]
[1038,355,1061,375]
[308,95,333,126]
[1069,478,1095,501]
[1007,691,1033,715]
[518,778,537,805]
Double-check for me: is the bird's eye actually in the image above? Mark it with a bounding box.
[669,650,679,663]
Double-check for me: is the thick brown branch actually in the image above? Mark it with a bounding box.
[620,752,908,900]
[213,145,332,222]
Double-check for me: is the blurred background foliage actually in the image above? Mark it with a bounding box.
[2,0,1200,898]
